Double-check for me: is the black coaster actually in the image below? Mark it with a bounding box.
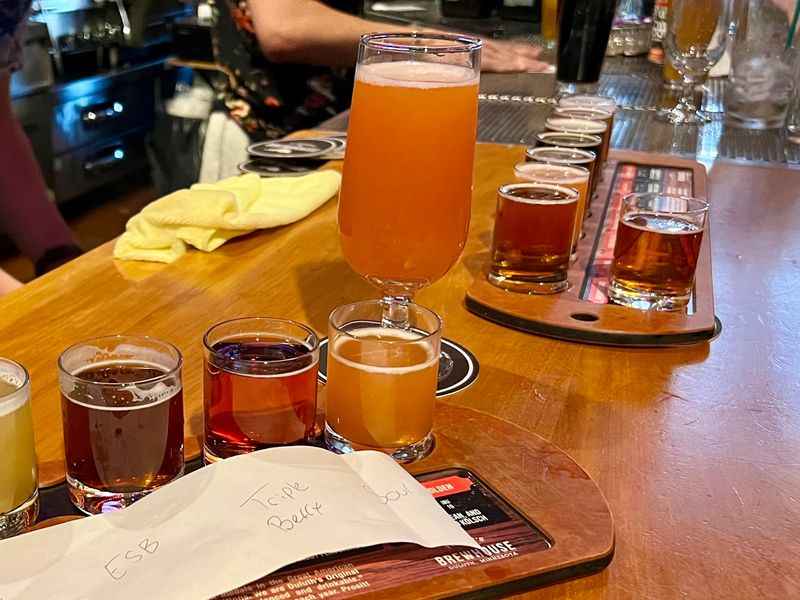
[248,138,337,158]
[317,337,479,397]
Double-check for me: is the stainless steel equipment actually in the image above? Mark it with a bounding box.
[11,0,190,203]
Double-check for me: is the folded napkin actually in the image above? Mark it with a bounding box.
[114,170,341,263]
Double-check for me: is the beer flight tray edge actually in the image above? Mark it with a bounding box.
[467,150,720,348]
[30,405,614,600]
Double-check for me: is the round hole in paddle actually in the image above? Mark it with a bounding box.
[570,312,599,322]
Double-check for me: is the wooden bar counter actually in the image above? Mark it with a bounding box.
[2,144,799,598]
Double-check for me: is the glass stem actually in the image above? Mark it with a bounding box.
[680,74,696,114]
[381,295,412,329]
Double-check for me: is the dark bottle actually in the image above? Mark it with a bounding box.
[556,0,618,83]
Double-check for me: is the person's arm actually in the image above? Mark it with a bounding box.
[248,0,550,72]
[0,269,21,296]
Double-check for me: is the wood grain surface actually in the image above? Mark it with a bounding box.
[1,145,799,597]
[467,151,717,346]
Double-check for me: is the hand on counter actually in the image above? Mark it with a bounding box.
[0,269,22,296]
[480,39,553,74]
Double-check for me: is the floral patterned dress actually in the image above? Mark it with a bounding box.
[211,0,357,141]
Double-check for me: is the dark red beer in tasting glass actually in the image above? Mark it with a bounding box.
[59,336,184,514]
[203,318,319,462]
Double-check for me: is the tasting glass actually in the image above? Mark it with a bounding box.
[58,336,184,514]
[203,318,319,463]
[609,193,709,310]
[545,117,610,164]
[534,132,603,193]
[514,161,591,254]
[552,105,614,162]
[325,300,442,463]
[0,359,38,538]
[489,183,580,294]
[659,0,734,124]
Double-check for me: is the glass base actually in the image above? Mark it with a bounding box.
[324,424,434,464]
[555,81,600,97]
[657,106,711,125]
[67,469,184,515]
[0,489,39,539]
[607,279,690,311]
[488,271,569,295]
[726,113,788,130]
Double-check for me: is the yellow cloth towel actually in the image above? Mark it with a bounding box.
[113,171,341,263]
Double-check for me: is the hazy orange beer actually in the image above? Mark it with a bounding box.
[339,35,480,298]
[325,300,442,463]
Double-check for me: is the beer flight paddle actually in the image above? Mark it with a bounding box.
[467,150,719,347]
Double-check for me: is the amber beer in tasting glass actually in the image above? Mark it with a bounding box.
[489,183,579,294]
[203,318,319,462]
[514,162,591,252]
[59,336,184,514]
[609,193,708,310]
[0,359,38,538]
[325,300,441,463]
[339,33,480,311]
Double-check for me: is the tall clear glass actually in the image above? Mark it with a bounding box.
[339,33,481,330]
[0,359,38,538]
[659,0,734,124]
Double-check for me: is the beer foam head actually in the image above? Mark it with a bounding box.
[558,94,618,113]
[63,359,182,411]
[332,326,438,374]
[0,369,27,417]
[514,162,589,185]
[546,117,607,135]
[357,60,478,89]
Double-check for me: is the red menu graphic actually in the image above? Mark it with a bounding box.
[216,469,550,600]
[583,164,694,305]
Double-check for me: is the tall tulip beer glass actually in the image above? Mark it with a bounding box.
[339,33,481,330]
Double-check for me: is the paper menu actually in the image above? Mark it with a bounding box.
[0,447,478,600]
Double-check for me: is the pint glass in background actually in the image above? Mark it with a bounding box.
[339,33,480,311]
[609,193,708,310]
[325,300,441,463]
[59,336,184,514]
[0,359,38,538]
[556,0,618,93]
[514,162,591,252]
[489,183,579,294]
[203,318,319,462]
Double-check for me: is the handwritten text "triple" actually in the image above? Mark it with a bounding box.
[241,481,324,532]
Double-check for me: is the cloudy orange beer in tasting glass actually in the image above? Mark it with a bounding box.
[339,33,480,323]
[489,183,579,294]
[514,161,590,253]
[325,300,441,463]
